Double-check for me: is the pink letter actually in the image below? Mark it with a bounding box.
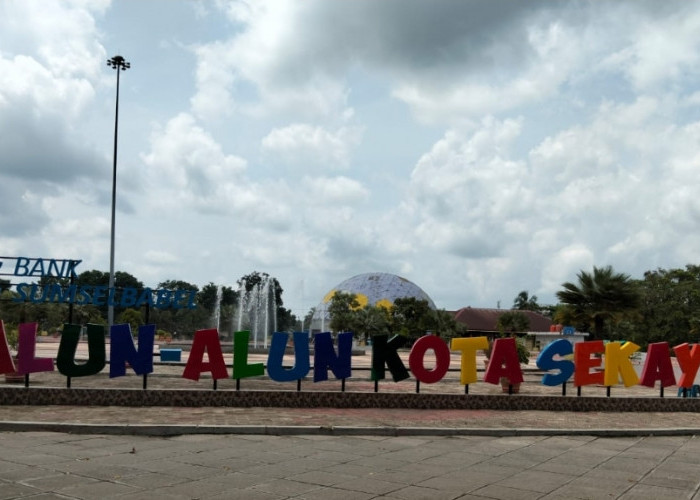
[17,322,54,375]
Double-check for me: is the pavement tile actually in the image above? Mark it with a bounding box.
[115,471,189,489]
[416,471,497,492]
[207,471,270,489]
[251,477,323,496]
[19,472,100,491]
[387,484,464,500]
[320,462,376,478]
[544,476,636,498]
[347,455,410,471]
[640,461,700,490]
[239,461,318,479]
[37,462,146,480]
[13,494,76,500]
[595,456,659,475]
[370,468,445,486]
[495,469,577,493]
[295,486,374,500]
[1,465,58,483]
[135,460,221,479]
[0,480,41,499]
[470,483,543,500]
[57,479,141,499]
[334,476,404,495]
[417,451,489,469]
[464,462,523,479]
[620,483,696,499]
[208,489,286,500]
[286,469,357,486]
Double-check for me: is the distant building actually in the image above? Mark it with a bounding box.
[311,272,435,333]
[451,307,552,337]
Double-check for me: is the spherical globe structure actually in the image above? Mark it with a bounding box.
[311,272,436,332]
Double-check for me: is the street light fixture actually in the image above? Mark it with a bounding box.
[107,55,130,327]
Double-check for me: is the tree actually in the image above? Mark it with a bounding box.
[512,290,540,311]
[76,270,144,320]
[119,308,144,333]
[390,297,435,341]
[433,309,467,340]
[556,265,640,339]
[497,311,530,335]
[620,265,700,348]
[197,283,221,314]
[158,280,199,293]
[353,305,390,341]
[328,292,360,333]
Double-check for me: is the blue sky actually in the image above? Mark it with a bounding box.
[2,0,700,320]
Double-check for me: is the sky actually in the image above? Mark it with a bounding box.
[2,0,700,321]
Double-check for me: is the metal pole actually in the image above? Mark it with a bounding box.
[107,55,129,327]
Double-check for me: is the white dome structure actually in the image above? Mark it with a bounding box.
[311,272,435,332]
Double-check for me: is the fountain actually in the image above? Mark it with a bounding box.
[212,285,223,331]
[235,275,278,349]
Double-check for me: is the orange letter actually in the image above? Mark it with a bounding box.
[674,343,700,388]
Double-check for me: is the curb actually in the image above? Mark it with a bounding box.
[1,421,700,437]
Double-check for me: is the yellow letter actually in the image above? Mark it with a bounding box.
[604,341,640,387]
[451,336,488,385]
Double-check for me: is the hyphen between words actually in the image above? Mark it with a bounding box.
[1,321,698,391]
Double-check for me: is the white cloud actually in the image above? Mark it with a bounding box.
[262,124,362,170]
[302,176,369,204]
[141,113,247,206]
[8,0,700,318]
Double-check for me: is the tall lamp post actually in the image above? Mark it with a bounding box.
[107,55,130,327]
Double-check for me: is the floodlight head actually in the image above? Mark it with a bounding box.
[108,55,130,71]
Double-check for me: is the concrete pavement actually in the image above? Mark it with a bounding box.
[2,431,700,499]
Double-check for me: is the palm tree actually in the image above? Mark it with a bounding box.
[556,266,640,339]
[512,290,540,311]
[353,306,389,342]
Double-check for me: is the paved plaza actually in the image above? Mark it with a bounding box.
[2,431,700,499]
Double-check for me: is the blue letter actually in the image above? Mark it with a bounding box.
[109,324,155,377]
[536,339,575,386]
[313,332,352,382]
[267,332,310,382]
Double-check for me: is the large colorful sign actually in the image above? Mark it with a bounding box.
[0,321,695,393]
[0,256,197,310]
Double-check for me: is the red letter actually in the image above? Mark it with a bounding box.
[639,342,675,388]
[484,337,523,385]
[408,335,450,384]
[574,340,604,387]
[182,329,228,381]
[0,321,15,374]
